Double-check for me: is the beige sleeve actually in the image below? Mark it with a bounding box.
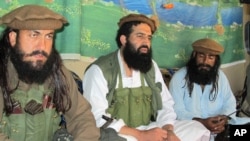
[61,66,100,141]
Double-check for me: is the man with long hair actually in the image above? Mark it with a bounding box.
[169,38,250,140]
[83,13,210,141]
[0,5,99,141]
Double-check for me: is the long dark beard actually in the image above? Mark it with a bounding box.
[188,61,217,85]
[186,53,220,85]
[187,58,218,85]
[10,45,55,84]
[123,40,152,73]
[186,55,220,100]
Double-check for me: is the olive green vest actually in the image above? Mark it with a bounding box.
[87,50,163,121]
[0,85,60,141]
[107,71,153,127]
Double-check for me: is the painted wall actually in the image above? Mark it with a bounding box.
[63,3,250,95]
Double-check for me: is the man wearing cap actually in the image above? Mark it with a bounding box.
[169,38,250,140]
[83,13,210,141]
[0,5,100,141]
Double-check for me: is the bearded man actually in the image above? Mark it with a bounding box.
[0,5,99,141]
[82,13,210,141]
[169,38,250,141]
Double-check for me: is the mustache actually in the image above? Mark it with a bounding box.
[138,45,149,50]
[197,64,212,68]
[25,50,49,58]
[138,45,150,54]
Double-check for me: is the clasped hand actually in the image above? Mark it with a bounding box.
[138,127,180,141]
[203,115,228,134]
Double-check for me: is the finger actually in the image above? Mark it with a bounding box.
[213,126,218,131]
[212,127,220,133]
[213,126,225,134]
[212,129,220,134]
[214,126,224,130]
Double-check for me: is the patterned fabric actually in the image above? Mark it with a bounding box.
[0,1,244,67]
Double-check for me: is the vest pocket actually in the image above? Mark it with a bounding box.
[25,108,59,141]
[130,87,152,127]
[25,112,46,141]
[44,108,60,141]
[107,88,129,124]
[107,87,152,128]
[1,114,26,141]
[0,109,59,141]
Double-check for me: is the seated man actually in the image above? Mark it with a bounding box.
[0,5,99,141]
[169,38,250,140]
[83,13,210,141]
